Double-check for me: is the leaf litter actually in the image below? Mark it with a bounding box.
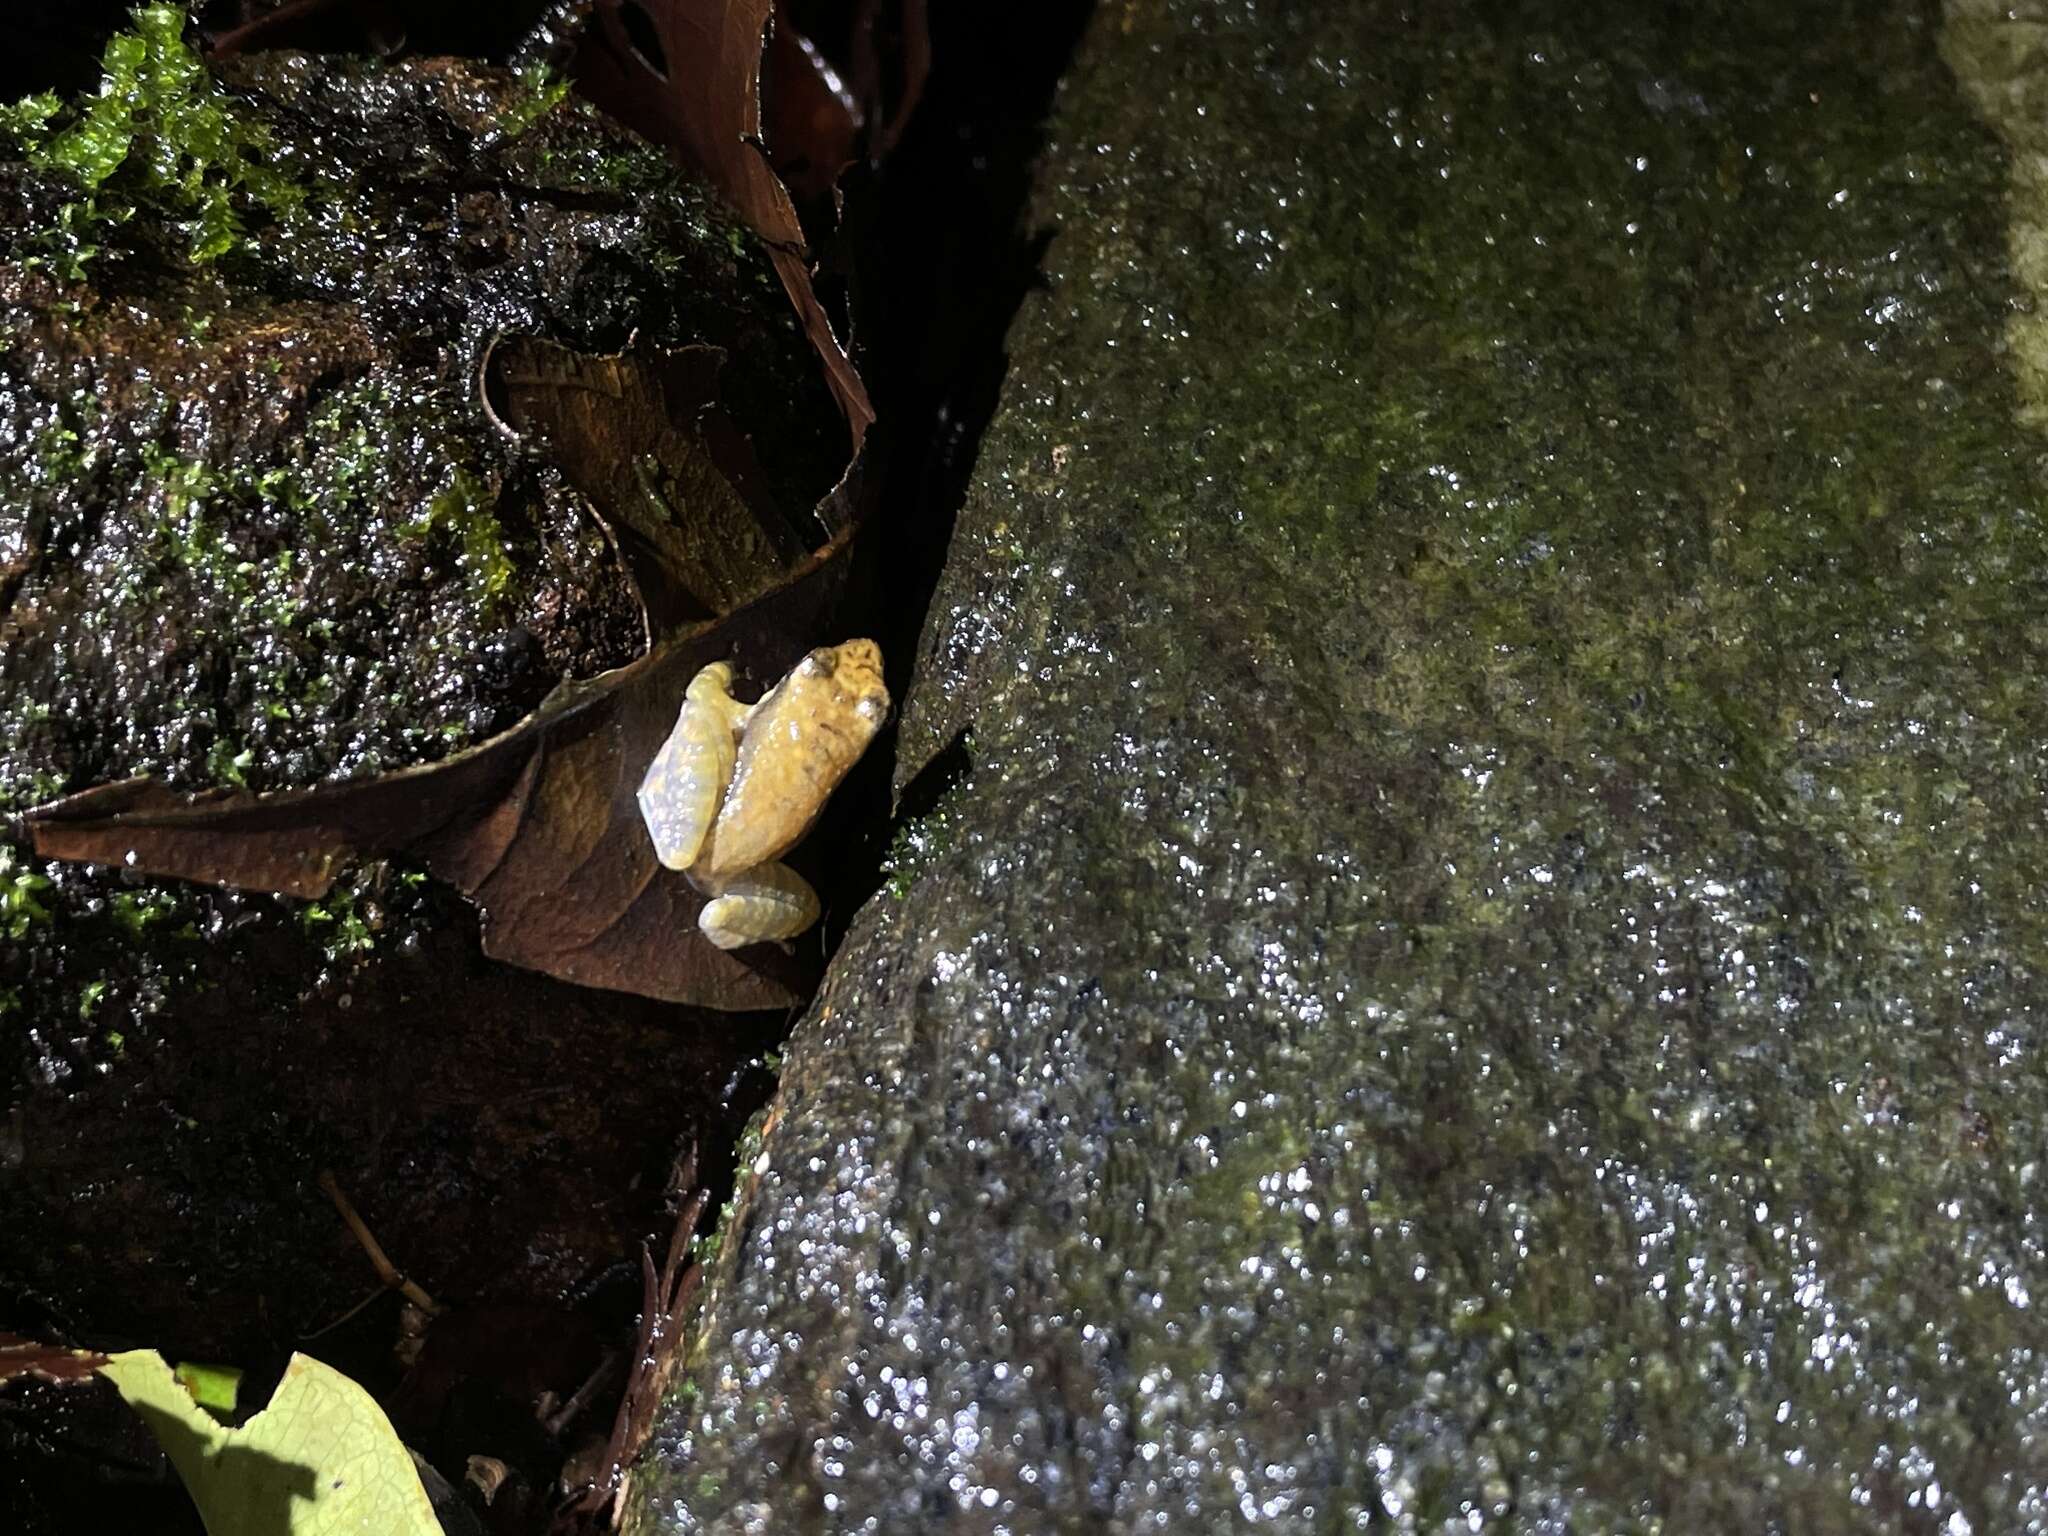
[571,0,874,442]
[29,518,858,1010]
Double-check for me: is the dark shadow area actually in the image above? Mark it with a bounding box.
[0,5,142,99]
[191,0,555,60]
[808,0,1098,937]
[0,1375,199,1534]
[859,0,1098,688]
[893,728,974,825]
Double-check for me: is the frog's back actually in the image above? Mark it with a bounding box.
[698,640,888,879]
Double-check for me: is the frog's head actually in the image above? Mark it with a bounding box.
[820,638,889,725]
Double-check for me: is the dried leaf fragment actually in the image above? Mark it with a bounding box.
[485,338,809,635]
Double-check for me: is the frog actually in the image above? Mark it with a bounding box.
[637,638,890,950]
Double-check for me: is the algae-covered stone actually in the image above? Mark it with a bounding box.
[633,1,2048,1530]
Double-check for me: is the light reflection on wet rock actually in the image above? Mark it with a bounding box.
[633,0,2048,1530]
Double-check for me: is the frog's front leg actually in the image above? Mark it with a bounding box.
[696,861,820,950]
[637,661,748,871]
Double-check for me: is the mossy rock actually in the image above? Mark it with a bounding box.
[630,1,2048,1531]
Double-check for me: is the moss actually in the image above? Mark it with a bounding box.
[3,367,534,792]
[76,978,107,1021]
[533,109,688,200]
[496,62,573,141]
[0,4,309,274]
[0,771,69,812]
[0,845,53,939]
[655,1,2048,1527]
[298,872,380,963]
[994,0,2048,1521]
[111,889,186,939]
[403,468,515,609]
[203,739,253,788]
[689,1099,776,1290]
[880,791,968,901]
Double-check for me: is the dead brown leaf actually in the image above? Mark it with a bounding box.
[28,521,859,1011]
[555,1150,707,1530]
[208,0,876,449]
[0,1333,108,1385]
[572,0,875,445]
[763,22,861,203]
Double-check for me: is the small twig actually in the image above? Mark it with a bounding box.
[560,1149,709,1530]
[299,1283,391,1342]
[318,1169,442,1315]
[543,1347,623,1440]
[476,331,525,445]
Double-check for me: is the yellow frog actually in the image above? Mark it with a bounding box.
[637,639,889,949]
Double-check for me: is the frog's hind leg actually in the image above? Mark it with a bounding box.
[638,662,743,871]
[697,861,821,950]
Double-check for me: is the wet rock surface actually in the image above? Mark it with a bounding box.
[636,1,2048,1531]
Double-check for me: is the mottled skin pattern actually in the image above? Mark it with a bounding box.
[637,641,889,950]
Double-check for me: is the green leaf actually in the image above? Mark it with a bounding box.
[97,1349,442,1536]
[0,92,63,144]
[187,184,239,264]
[50,99,136,188]
[0,845,53,939]
[7,3,310,269]
[173,1360,242,1418]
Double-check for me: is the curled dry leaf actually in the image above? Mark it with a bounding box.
[27,524,859,1011]
[559,1151,709,1527]
[763,22,862,202]
[208,0,876,446]
[484,336,810,636]
[573,0,875,444]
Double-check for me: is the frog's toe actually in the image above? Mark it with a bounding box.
[697,862,820,949]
